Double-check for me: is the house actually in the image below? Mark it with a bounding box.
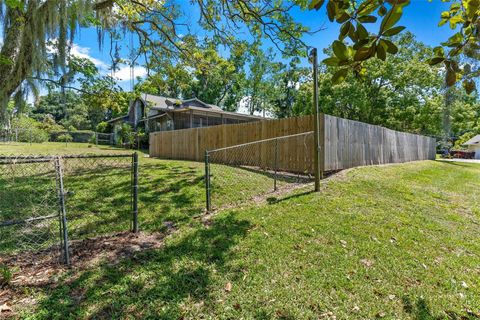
[107,94,264,140]
[463,134,480,159]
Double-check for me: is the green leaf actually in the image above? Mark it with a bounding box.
[327,1,336,22]
[427,57,445,65]
[356,23,369,39]
[376,44,387,61]
[448,47,462,56]
[378,6,387,16]
[5,0,22,9]
[339,21,352,40]
[380,39,399,54]
[463,79,476,94]
[353,39,369,50]
[444,32,463,47]
[337,12,350,23]
[383,26,406,36]
[333,40,349,60]
[446,68,457,86]
[450,3,461,11]
[433,46,445,57]
[348,24,358,41]
[380,6,404,34]
[438,18,448,27]
[465,0,480,18]
[309,0,325,10]
[358,15,377,23]
[357,2,377,15]
[354,46,373,61]
[449,15,464,29]
[463,63,472,74]
[322,57,340,66]
[332,68,349,84]
[451,60,460,72]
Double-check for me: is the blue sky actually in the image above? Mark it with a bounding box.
[72,1,455,89]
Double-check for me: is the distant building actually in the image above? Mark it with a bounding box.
[463,134,480,159]
[107,94,264,139]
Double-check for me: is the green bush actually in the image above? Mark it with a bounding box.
[119,123,135,148]
[453,132,477,150]
[11,116,49,143]
[96,121,109,133]
[57,133,73,145]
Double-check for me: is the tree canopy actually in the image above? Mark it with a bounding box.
[309,0,479,92]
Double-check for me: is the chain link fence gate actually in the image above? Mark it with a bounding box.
[0,153,139,265]
[205,132,315,211]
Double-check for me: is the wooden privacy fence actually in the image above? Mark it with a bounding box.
[150,115,314,162]
[324,115,436,171]
[149,114,436,173]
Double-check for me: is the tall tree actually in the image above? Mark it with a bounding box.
[292,33,478,137]
[0,0,309,124]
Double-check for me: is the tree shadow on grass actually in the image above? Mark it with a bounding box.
[402,296,480,320]
[34,213,252,319]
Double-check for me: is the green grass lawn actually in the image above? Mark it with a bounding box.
[0,142,287,253]
[1,143,480,319]
[0,142,133,155]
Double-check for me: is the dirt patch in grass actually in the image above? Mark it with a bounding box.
[0,231,168,317]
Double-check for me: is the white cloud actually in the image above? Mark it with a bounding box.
[70,44,108,69]
[112,65,148,82]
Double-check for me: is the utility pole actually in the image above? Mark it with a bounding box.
[309,48,321,192]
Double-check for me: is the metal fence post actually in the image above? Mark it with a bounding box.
[310,47,322,192]
[274,139,278,191]
[132,152,139,233]
[55,157,70,266]
[205,150,212,212]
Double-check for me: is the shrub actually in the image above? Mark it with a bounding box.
[11,116,49,143]
[453,132,477,150]
[119,123,135,148]
[57,133,73,145]
[96,121,109,133]
[89,134,97,145]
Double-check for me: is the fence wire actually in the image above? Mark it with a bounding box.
[205,132,315,211]
[0,154,138,265]
[0,156,61,259]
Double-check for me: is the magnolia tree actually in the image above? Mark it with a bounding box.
[308,0,479,93]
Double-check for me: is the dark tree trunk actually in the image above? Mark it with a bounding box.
[0,8,24,122]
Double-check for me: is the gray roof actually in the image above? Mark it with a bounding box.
[139,94,222,111]
[464,134,480,145]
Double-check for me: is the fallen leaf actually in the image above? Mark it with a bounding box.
[224,282,232,292]
[360,259,374,267]
[388,294,396,300]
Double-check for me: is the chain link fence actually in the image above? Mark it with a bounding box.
[205,132,315,211]
[0,154,139,265]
